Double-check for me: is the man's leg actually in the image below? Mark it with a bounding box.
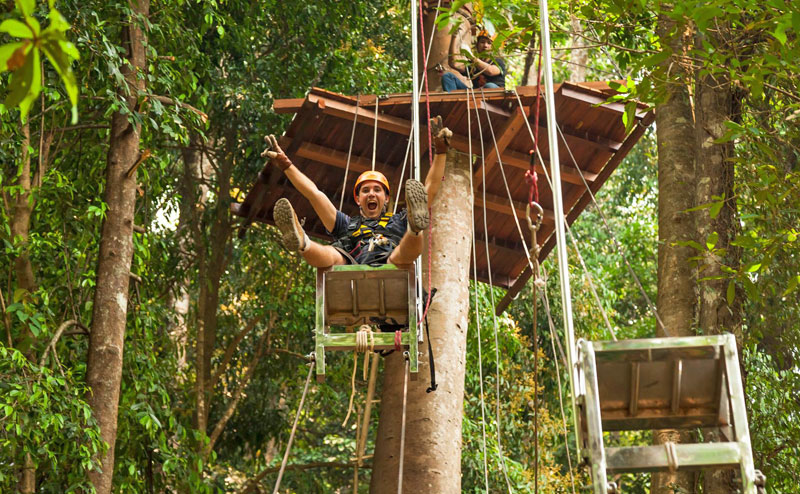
[388,230,424,266]
[274,198,346,268]
[482,82,500,89]
[441,72,468,92]
[388,179,429,265]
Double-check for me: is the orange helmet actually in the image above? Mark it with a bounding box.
[353,171,390,202]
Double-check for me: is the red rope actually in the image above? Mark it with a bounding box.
[418,2,435,323]
[526,43,544,207]
[395,330,403,352]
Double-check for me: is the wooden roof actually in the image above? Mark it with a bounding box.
[233,83,654,312]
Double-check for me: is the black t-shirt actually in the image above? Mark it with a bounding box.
[459,57,506,88]
[327,210,408,265]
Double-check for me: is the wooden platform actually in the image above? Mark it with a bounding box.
[233,84,653,304]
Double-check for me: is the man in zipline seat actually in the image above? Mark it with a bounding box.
[439,30,505,92]
[266,117,452,268]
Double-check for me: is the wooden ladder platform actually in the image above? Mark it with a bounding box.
[314,264,419,382]
[577,334,759,493]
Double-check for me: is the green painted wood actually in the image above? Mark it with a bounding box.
[606,442,741,473]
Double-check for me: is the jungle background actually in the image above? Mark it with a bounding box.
[1,0,798,492]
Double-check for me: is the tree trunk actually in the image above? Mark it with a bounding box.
[171,135,215,374]
[652,14,697,494]
[193,134,234,440]
[11,122,36,300]
[695,28,742,494]
[85,2,149,493]
[521,33,538,86]
[422,3,472,90]
[567,15,588,83]
[370,149,472,493]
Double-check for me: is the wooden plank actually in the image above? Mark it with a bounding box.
[606,443,741,473]
[473,93,530,187]
[475,191,555,224]
[296,142,375,174]
[496,110,655,313]
[273,97,305,114]
[502,148,597,185]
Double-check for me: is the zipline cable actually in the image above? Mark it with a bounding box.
[466,82,491,492]
[397,355,410,493]
[555,123,668,336]
[466,82,514,493]
[394,0,441,214]
[511,88,617,341]
[371,98,379,171]
[340,94,361,211]
[272,361,315,494]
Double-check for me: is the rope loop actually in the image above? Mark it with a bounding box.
[664,441,679,472]
[356,324,375,353]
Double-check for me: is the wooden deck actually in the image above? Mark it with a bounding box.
[233,83,654,311]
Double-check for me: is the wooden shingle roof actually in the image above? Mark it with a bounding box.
[233,83,653,312]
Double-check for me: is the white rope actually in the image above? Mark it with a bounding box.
[510,88,617,341]
[397,356,410,494]
[393,0,441,215]
[371,98,379,171]
[339,94,361,211]
[538,270,578,494]
[664,441,679,472]
[355,324,375,353]
[555,123,669,336]
[466,81,514,494]
[466,88,491,492]
[272,361,315,494]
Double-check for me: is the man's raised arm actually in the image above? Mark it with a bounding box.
[425,116,453,203]
[262,135,338,232]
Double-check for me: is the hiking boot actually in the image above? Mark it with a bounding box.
[273,198,308,252]
[405,179,430,234]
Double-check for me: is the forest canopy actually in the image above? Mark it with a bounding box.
[1,0,798,492]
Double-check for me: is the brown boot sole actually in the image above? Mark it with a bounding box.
[273,198,305,252]
[405,179,429,233]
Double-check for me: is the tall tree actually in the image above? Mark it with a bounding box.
[370,150,473,493]
[85,1,149,492]
[694,23,743,494]
[652,13,697,494]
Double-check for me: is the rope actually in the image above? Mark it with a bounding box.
[371,98,379,171]
[355,324,375,353]
[339,94,361,211]
[467,81,514,493]
[664,441,679,472]
[343,325,375,427]
[555,124,669,336]
[272,361,315,494]
[394,0,441,216]
[397,356,410,494]
[512,88,617,341]
[538,267,578,494]
[466,90,491,492]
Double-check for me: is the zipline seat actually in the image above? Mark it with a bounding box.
[314,264,419,382]
[577,334,761,493]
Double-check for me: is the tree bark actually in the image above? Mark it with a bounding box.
[652,14,697,494]
[695,28,742,494]
[422,3,472,90]
[370,149,472,493]
[11,122,36,300]
[193,133,234,439]
[171,135,215,374]
[567,15,588,83]
[85,2,149,493]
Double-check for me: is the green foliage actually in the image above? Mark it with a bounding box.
[0,344,104,493]
[0,0,80,122]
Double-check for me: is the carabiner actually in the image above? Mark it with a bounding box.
[525,201,544,233]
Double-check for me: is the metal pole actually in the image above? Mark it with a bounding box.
[538,0,581,456]
[410,0,424,342]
